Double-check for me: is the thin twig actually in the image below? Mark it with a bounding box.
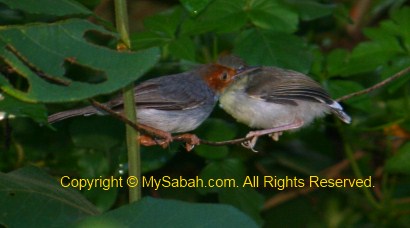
[90,99,287,147]
[200,122,302,146]
[336,66,410,102]
[200,137,252,146]
[91,99,253,145]
[90,100,172,142]
[93,66,410,149]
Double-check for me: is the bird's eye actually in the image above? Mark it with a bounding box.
[220,72,229,81]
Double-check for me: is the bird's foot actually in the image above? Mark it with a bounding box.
[137,123,173,148]
[241,134,259,152]
[241,119,304,152]
[139,135,171,148]
[138,128,173,149]
[174,133,201,152]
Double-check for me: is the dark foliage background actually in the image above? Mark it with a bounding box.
[0,0,409,227]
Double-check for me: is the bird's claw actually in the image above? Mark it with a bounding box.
[138,134,172,149]
[240,120,304,152]
[241,132,259,152]
[155,131,173,147]
[139,133,200,151]
[137,123,173,148]
[174,133,201,152]
[241,132,282,152]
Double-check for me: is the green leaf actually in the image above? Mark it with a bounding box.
[131,31,170,50]
[76,150,111,178]
[179,0,212,15]
[186,0,298,34]
[219,188,264,225]
[0,19,160,103]
[309,47,325,78]
[141,146,175,173]
[74,0,101,9]
[199,158,264,225]
[283,0,335,21]
[385,143,410,174]
[143,7,184,38]
[247,0,298,32]
[328,7,409,76]
[76,197,259,227]
[168,36,196,61]
[325,79,373,112]
[384,97,410,120]
[383,6,410,51]
[234,29,312,73]
[381,56,410,93]
[0,93,47,123]
[194,118,237,159]
[132,7,198,60]
[326,49,350,77]
[82,187,118,213]
[325,80,364,99]
[264,197,319,227]
[199,158,246,194]
[180,17,219,36]
[69,117,124,152]
[0,166,99,227]
[188,0,248,33]
[0,0,91,17]
[341,28,403,75]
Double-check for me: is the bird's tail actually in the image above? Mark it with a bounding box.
[48,106,97,124]
[328,101,351,124]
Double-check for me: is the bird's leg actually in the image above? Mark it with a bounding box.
[241,119,304,152]
[174,133,201,152]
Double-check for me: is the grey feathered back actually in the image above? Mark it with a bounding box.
[48,66,216,124]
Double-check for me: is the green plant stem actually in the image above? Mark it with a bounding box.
[123,85,140,203]
[114,0,141,203]
[114,0,130,48]
[341,129,381,209]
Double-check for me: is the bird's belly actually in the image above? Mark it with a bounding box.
[220,92,330,129]
[136,106,213,133]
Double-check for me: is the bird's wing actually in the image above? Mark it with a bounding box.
[244,67,334,106]
[107,72,213,111]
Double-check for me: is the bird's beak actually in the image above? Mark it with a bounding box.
[233,66,261,80]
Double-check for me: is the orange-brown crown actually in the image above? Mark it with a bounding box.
[201,64,238,93]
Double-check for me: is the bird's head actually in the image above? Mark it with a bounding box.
[201,55,251,94]
[201,64,239,94]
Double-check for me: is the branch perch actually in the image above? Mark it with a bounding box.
[90,99,255,146]
[336,66,410,102]
[92,66,410,150]
[90,100,172,143]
